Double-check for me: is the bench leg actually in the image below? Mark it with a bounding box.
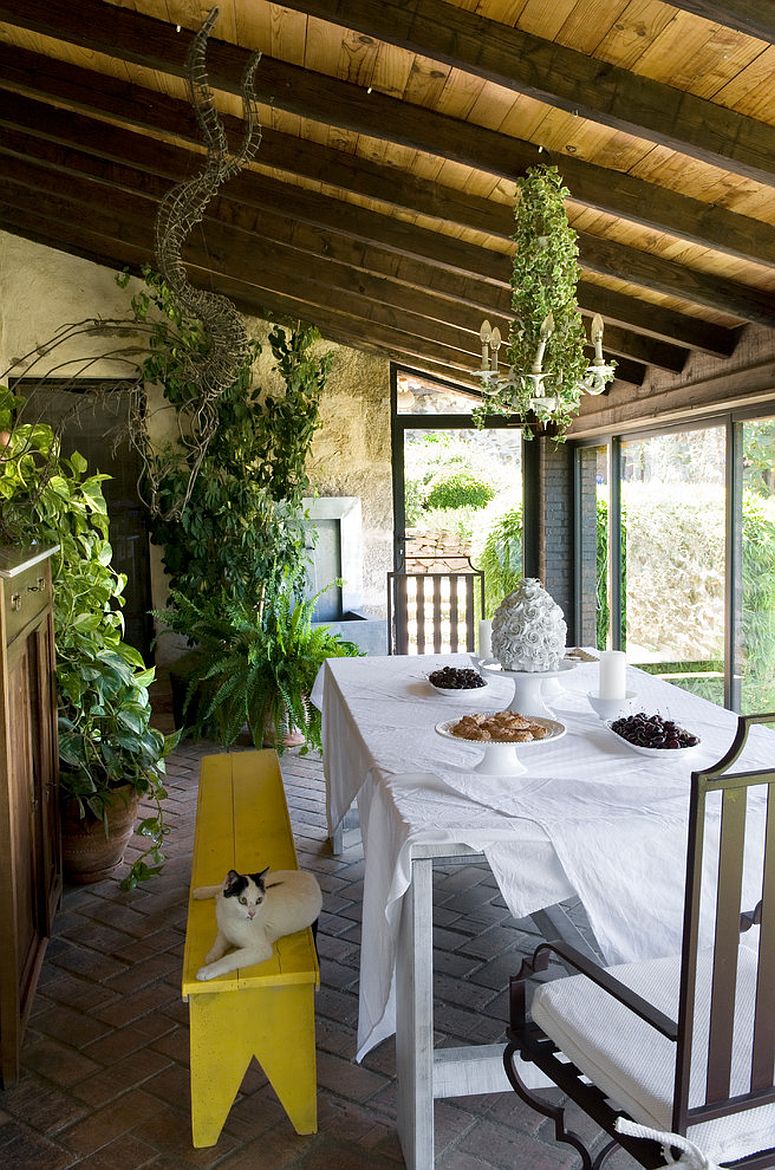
[189,984,317,1147]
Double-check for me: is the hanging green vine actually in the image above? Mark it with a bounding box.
[474,165,592,439]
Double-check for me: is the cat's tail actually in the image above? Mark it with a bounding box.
[192,885,222,900]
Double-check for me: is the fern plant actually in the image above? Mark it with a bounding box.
[157,583,361,752]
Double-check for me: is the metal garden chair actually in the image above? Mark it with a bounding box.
[503,712,775,1170]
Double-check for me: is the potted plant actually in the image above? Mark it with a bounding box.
[157,575,361,752]
[0,388,176,888]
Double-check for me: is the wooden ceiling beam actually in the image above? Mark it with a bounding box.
[0,104,763,344]
[0,129,723,375]
[279,0,775,186]
[575,282,737,358]
[0,165,647,389]
[0,174,485,372]
[663,1,775,42]
[0,149,655,382]
[0,197,477,383]
[2,2,774,270]
[0,88,740,357]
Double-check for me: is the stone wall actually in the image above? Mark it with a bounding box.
[0,230,394,648]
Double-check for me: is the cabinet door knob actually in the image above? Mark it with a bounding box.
[10,592,22,612]
[27,577,47,593]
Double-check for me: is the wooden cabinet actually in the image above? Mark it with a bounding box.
[0,547,61,1088]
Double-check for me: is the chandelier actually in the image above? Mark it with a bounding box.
[472,165,616,436]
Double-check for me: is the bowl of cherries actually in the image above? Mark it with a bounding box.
[427,665,488,697]
[606,711,701,757]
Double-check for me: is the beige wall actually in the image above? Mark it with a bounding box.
[0,230,394,648]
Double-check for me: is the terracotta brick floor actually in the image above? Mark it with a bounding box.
[0,734,639,1169]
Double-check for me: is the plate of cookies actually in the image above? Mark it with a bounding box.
[436,710,566,775]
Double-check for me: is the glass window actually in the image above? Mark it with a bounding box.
[620,426,726,704]
[395,369,480,415]
[736,416,775,714]
[576,445,608,648]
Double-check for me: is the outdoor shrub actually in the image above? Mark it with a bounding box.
[740,493,775,707]
[479,506,523,616]
[424,471,495,512]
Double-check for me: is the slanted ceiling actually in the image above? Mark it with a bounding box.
[0,0,774,410]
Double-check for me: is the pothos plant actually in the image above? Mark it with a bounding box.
[121,268,360,746]
[121,268,332,609]
[0,387,178,889]
[474,164,593,439]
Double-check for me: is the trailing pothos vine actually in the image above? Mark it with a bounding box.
[473,165,591,439]
[125,267,360,749]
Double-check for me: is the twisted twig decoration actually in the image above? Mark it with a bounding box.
[145,7,262,518]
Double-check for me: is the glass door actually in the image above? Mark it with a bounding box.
[392,369,522,653]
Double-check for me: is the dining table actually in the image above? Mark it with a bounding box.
[309,652,773,1170]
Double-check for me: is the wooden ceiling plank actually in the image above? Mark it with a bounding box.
[661,1,775,44]
[2,1,775,268]
[273,0,775,183]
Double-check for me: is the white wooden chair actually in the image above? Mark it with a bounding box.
[503,712,775,1170]
[387,557,484,655]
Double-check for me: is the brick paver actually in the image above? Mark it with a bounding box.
[0,728,637,1169]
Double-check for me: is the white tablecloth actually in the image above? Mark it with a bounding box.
[311,655,772,1059]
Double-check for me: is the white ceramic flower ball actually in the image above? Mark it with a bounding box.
[491,578,567,672]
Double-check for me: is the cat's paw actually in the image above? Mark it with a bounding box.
[196,965,217,981]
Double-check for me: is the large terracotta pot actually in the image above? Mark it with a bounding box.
[60,784,140,884]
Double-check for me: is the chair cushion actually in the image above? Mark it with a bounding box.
[531,947,775,1164]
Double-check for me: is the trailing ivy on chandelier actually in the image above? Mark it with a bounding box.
[473,164,615,439]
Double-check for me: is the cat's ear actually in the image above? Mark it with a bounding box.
[249,867,270,889]
[223,869,240,891]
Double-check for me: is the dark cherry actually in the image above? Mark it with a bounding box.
[610,711,698,750]
[429,666,486,690]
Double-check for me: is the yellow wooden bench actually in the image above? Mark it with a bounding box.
[182,750,319,1148]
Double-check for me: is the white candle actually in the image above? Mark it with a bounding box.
[599,650,626,700]
[479,620,492,660]
[591,313,605,364]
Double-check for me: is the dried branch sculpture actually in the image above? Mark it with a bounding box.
[141,7,262,518]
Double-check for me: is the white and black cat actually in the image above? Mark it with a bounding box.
[193,866,322,981]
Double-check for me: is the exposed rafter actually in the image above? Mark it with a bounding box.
[1,1,774,270]
[278,0,775,185]
[664,0,775,42]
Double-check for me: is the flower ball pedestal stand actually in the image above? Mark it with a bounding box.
[480,659,577,718]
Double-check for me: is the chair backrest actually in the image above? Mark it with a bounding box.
[673,713,775,1138]
[387,562,485,655]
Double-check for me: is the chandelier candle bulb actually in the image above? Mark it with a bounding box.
[480,320,492,370]
[599,650,627,701]
[479,619,493,660]
[591,314,605,364]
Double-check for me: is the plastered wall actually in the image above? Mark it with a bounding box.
[0,230,394,640]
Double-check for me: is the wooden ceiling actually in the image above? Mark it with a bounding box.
[0,0,774,397]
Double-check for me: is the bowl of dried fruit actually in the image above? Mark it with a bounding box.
[605,712,701,757]
[427,665,489,696]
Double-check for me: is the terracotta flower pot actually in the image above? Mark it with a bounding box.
[60,784,140,884]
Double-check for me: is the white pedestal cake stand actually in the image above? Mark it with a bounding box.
[436,716,566,775]
[478,658,577,718]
